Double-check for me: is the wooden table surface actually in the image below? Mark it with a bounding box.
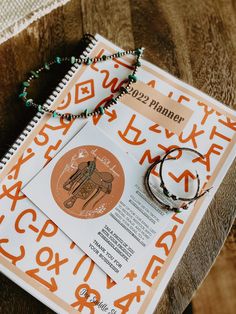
[0,0,235,313]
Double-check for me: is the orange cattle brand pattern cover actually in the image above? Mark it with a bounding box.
[0,34,236,314]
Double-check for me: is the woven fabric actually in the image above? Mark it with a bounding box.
[0,0,70,44]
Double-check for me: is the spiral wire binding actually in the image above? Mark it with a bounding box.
[0,34,98,172]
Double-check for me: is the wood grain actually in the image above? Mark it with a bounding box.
[0,0,235,313]
[192,222,236,314]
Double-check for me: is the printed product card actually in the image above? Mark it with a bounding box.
[23,122,170,283]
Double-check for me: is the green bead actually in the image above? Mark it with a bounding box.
[135,48,142,55]
[53,111,57,118]
[55,57,61,64]
[86,58,92,65]
[99,106,105,115]
[23,81,30,87]
[117,52,121,57]
[135,60,141,67]
[83,109,88,117]
[71,56,76,64]
[38,105,44,113]
[128,74,137,82]
[19,92,27,98]
[102,55,106,60]
[44,63,50,70]
[112,98,117,104]
[25,99,33,107]
[30,70,39,78]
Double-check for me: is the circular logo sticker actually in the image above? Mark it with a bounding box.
[51,145,125,219]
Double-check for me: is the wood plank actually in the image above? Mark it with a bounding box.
[81,0,134,47]
[192,222,236,314]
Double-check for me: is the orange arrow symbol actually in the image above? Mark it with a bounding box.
[105,109,117,122]
[92,94,117,125]
[168,170,196,192]
[106,275,117,289]
[26,268,58,292]
[92,107,117,125]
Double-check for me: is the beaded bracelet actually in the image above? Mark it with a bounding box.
[144,158,179,211]
[19,47,144,120]
[144,147,212,212]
